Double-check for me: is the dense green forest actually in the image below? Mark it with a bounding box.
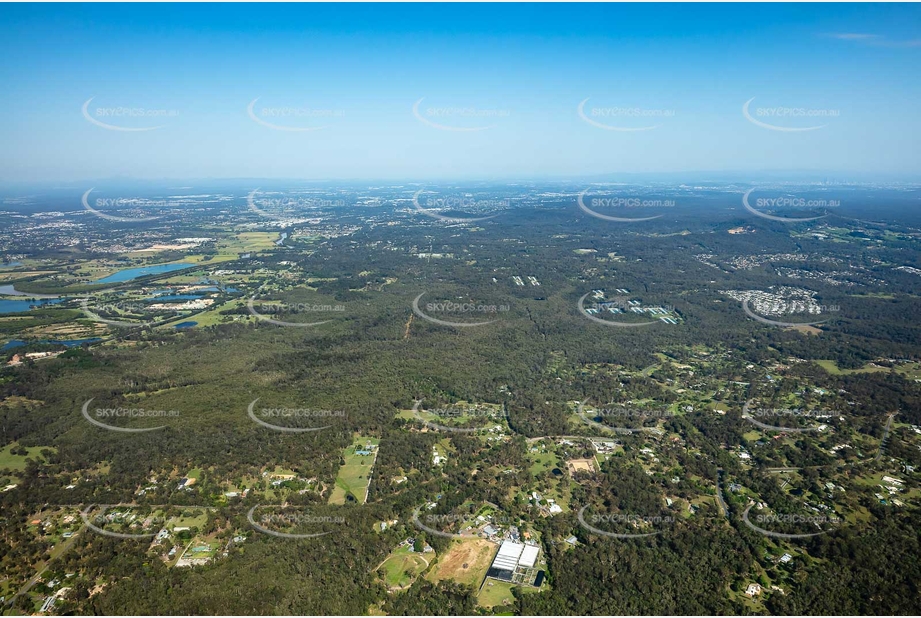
[2,191,921,615]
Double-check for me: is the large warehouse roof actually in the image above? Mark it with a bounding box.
[519,544,540,568]
[492,540,524,571]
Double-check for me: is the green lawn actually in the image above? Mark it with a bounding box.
[524,443,570,512]
[378,547,430,589]
[895,362,921,380]
[184,538,220,558]
[0,443,55,471]
[527,449,558,476]
[159,298,249,329]
[328,436,380,505]
[814,359,888,375]
[170,510,209,530]
[478,580,517,608]
[478,580,539,608]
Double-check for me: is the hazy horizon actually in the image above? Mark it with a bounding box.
[3,170,920,192]
[2,3,920,183]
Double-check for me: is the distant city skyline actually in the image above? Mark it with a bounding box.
[1,3,920,183]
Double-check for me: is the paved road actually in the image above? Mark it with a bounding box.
[5,525,85,611]
[876,413,897,461]
[741,504,827,539]
[526,435,626,443]
[714,470,729,517]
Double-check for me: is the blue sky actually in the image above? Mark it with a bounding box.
[1,3,919,183]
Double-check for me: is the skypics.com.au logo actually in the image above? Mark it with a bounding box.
[82,98,179,132]
[410,506,515,539]
[577,292,659,328]
[247,399,345,433]
[742,504,840,539]
[578,98,675,131]
[577,189,673,223]
[412,291,509,328]
[247,189,346,222]
[589,406,680,420]
[742,97,839,132]
[411,190,509,223]
[741,298,834,328]
[81,398,179,433]
[247,296,345,328]
[247,506,343,539]
[247,98,344,132]
[578,506,674,539]
[741,401,831,433]
[81,298,156,328]
[411,400,509,434]
[412,98,510,132]
[81,507,169,539]
[81,189,168,222]
[742,189,837,223]
[577,401,671,434]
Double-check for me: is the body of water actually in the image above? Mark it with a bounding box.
[148,294,203,302]
[2,337,102,351]
[183,285,239,293]
[0,261,23,269]
[95,263,193,284]
[0,298,63,314]
[0,284,59,298]
[173,321,198,329]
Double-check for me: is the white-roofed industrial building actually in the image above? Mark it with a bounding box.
[518,544,540,568]
[486,540,542,585]
[492,540,524,571]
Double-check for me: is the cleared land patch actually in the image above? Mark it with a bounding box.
[567,458,596,475]
[329,436,380,505]
[377,546,431,589]
[0,443,55,471]
[427,538,496,588]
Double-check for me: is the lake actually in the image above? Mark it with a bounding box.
[173,321,198,329]
[2,337,102,351]
[95,263,194,284]
[147,294,203,302]
[0,284,59,298]
[0,298,63,314]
